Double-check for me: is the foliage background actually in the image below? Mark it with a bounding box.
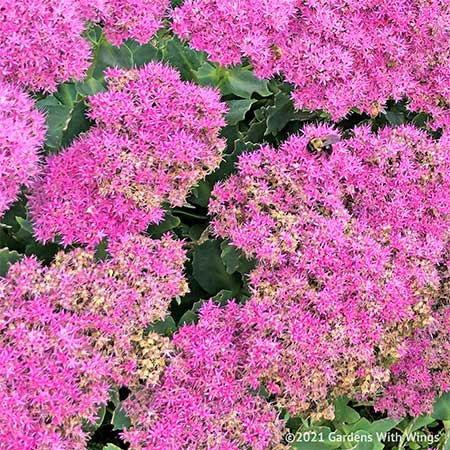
[1,14,449,450]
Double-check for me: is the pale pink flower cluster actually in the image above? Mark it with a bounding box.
[375,305,450,418]
[0,82,45,217]
[121,301,286,450]
[0,234,187,450]
[172,0,450,123]
[209,124,450,418]
[29,63,226,247]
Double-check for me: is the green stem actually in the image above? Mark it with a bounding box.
[86,33,106,79]
[443,420,450,449]
[398,418,418,450]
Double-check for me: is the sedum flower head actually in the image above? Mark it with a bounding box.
[121,301,286,450]
[84,0,170,46]
[375,255,450,418]
[0,0,172,92]
[211,124,450,264]
[210,124,450,418]
[29,63,226,247]
[375,305,450,418]
[0,82,45,217]
[172,0,450,123]
[0,0,93,92]
[171,0,296,78]
[0,234,188,449]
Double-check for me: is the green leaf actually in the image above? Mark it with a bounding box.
[24,242,60,264]
[349,430,378,450]
[36,99,72,150]
[189,181,211,208]
[220,241,255,275]
[333,398,361,426]
[0,248,21,277]
[75,78,105,97]
[178,309,198,326]
[433,392,450,420]
[187,223,208,241]
[212,290,234,303]
[109,387,121,407]
[195,62,222,87]
[220,244,241,275]
[193,240,241,295]
[95,404,106,429]
[443,420,450,450]
[266,92,296,135]
[147,212,181,238]
[244,118,268,143]
[94,239,110,262]
[221,69,271,98]
[412,112,429,128]
[347,418,372,434]
[385,110,405,126]
[132,42,161,67]
[54,83,78,107]
[344,426,386,450]
[409,415,436,432]
[366,418,399,434]
[148,316,177,336]
[112,404,131,431]
[163,37,206,81]
[226,99,257,125]
[14,216,34,242]
[332,415,399,450]
[102,445,122,450]
[92,40,133,78]
[61,100,91,148]
[15,217,33,234]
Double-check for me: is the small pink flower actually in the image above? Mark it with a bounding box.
[0,82,45,217]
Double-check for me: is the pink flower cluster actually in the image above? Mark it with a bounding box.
[172,0,296,78]
[29,63,226,247]
[209,124,450,418]
[172,0,450,123]
[0,0,92,92]
[0,234,187,450]
[375,305,450,418]
[59,124,449,448]
[121,301,286,450]
[84,0,170,46]
[0,82,45,217]
[0,0,170,92]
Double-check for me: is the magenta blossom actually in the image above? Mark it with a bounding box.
[0,0,93,92]
[83,0,170,46]
[172,0,450,124]
[209,124,450,417]
[0,234,188,449]
[121,301,285,450]
[0,82,45,217]
[29,63,226,247]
